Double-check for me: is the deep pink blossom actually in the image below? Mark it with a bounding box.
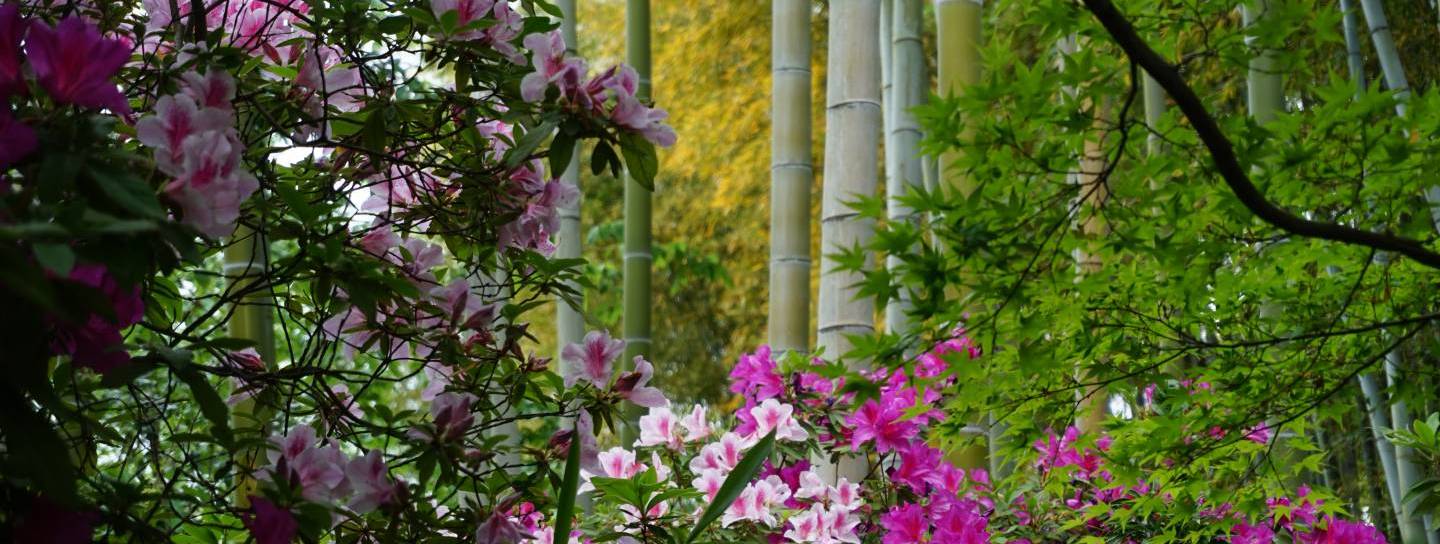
[13,495,98,544]
[729,345,785,401]
[0,4,24,99]
[1300,517,1386,544]
[845,398,918,453]
[611,91,677,148]
[49,264,145,374]
[879,504,929,544]
[0,107,36,168]
[243,497,298,544]
[25,17,131,113]
[1229,522,1276,544]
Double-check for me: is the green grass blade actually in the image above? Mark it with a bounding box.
[553,421,583,544]
[685,430,776,543]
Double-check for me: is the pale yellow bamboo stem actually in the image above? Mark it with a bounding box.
[769,0,814,353]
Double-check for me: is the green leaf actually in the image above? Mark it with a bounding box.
[377,15,410,35]
[619,132,657,191]
[552,420,582,544]
[685,430,775,543]
[591,140,619,177]
[172,361,234,449]
[505,120,557,169]
[90,168,165,220]
[0,391,78,504]
[32,243,75,276]
[362,107,390,152]
[549,132,577,177]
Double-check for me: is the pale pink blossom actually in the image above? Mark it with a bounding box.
[560,330,623,389]
[163,129,260,238]
[636,406,683,449]
[749,398,808,442]
[616,356,668,408]
[346,450,396,514]
[679,405,711,443]
[692,468,725,501]
[689,432,751,473]
[596,447,644,479]
[519,31,585,103]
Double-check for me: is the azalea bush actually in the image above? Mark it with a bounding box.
[522,327,1386,543]
[0,0,673,541]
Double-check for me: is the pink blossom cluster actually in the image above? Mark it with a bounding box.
[136,69,259,238]
[143,0,311,59]
[47,264,145,375]
[561,330,667,408]
[430,0,526,63]
[245,424,401,542]
[0,6,132,169]
[1223,486,1386,543]
[519,31,677,148]
[496,160,579,256]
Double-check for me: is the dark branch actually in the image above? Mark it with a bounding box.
[1081,0,1440,271]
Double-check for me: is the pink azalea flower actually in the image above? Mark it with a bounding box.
[0,107,36,169]
[597,447,645,479]
[636,406,683,449]
[25,17,131,113]
[1228,522,1275,544]
[475,509,528,544]
[830,478,863,512]
[845,398,918,453]
[48,264,145,375]
[560,330,623,389]
[749,398,808,442]
[616,356,669,408]
[13,495,99,544]
[1301,517,1386,544]
[691,468,726,502]
[242,497,298,544]
[135,94,231,175]
[688,432,750,473]
[180,69,238,111]
[611,92,677,148]
[295,42,363,113]
[720,477,789,528]
[431,0,495,40]
[346,450,396,514]
[879,504,929,544]
[785,504,826,543]
[794,470,828,500]
[519,31,585,103]
[1244,421,1273,444]
[0,4,24,100]
[679,405,711,442]
[425,392,478,442]
[162,129,260,238]
[823,506,862,544]
[729,345,785,401]
[576,409,602,474]
[893,442,944,493]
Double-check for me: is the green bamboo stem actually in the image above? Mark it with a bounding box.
[768,0,813,354]
[1339,1,1412,538]
[885,0,924,337]
[934,0,982,197]
[817,0,881,484]
[556,0,585,359]
[1142,73,1165,156]
[226,225,274,506]
[934,0,990,473]
[621,0,653,444]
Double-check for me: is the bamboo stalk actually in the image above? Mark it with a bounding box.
[769,0,813,353]
[1354,1,1439,539]
[934,0,990,473]
[885,0,924,337]
[1242,1,1282,125]
[621,0,653,444]
[817,0,881,483]
[555,1,584,358]
[226,225,275,507]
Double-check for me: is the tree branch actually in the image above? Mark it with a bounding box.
[1081,0,1440,271]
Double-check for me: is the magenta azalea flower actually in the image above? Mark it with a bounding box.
[0,4,24,100]
[1228,522,1276,544]
[242,497,298,544]
[845,398,918,453]
[48,264,144,375]
[879,504,929,544]
[1302,517,1386,544]
[0,107,36,168]
[13,495,98,544]
[25,17,132,113]
[729,345,785,401]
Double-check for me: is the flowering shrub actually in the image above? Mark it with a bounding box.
[511,326,1389,544]
[0,0,673,542]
